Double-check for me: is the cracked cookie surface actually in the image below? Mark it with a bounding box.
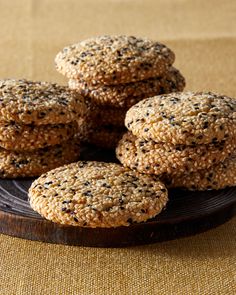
[125,92,236,145]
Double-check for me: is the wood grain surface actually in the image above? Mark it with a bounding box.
[0,145,235,247]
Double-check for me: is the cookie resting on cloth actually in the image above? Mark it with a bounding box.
[29,161,168,228]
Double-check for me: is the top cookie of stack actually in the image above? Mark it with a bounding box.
[55,35,185,149]
[0,79,86,178]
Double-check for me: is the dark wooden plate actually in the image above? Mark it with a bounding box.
[0,145,235,247]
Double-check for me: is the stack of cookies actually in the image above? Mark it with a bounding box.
[0,79,86,178]
[55,35,185,149]
[117,91,236,190]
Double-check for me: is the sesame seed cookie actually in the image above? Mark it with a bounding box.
[0,79,86,125]
[0,121,78,151]
[55,35,175,85]
[125,92,236,145]
[68,67,185,108]
[0,140,80,178]
[164,154,236,190]
[116,132,236,175]
[88,126,126,149]
[29,161,168,228]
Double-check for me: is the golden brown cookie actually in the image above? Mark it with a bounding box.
[55,35,175,84]
[0,139,80,178]
[69,67,185,108]
[116,132,236,175]
[125,92,236,145]
[0,79,86,125]
[164,154,236,190]
[29,161,168,228]
[0,121,78,151]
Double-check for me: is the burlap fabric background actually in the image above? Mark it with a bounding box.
[0,1,235,294]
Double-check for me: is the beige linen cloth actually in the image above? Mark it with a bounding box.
[0,1,235,294]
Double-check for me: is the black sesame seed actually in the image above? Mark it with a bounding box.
[62,200,72,204]
[203,122,209,129]
[102,183,111,188]
[83,190,93,197]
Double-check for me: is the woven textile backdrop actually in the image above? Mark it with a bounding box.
[0,1,236,294]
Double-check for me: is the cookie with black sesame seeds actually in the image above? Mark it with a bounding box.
[0,79,86,125]
[29,161,168,228]
[163,154,236,190]
[125,91,236,145]
[87,126,126,149]
[0,121,78,151]
[68,67,185,108]
[0,139,80,178]
[55,35,175,85]
[116,132,236,176]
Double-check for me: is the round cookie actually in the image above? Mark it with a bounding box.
[116,132,236,175]
[55,35,175,85]
[164,154,236,190]
[0,140,80,178]
[88,126,126,149]
[0,121,78,151]
[0,79,86,125]
[69,67,185,108]
[125,92,236,145]
[29,161,168,228]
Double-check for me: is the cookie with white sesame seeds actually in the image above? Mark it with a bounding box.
[116,132,236,176]
[55,35,175,85]
[125,92,236,145]
[68,67,185,108]
[163,154,236,190]
[29,161,168,228]
[0,121,78,151]
[0,139,80,178]
[88,126,126,149]
[0,79,86,125]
